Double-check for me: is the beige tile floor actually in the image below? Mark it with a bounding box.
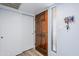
[16,48,43,56]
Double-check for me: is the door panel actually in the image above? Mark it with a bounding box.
[35,10,48,56]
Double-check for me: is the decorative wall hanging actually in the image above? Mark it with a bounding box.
[64,16,74,31]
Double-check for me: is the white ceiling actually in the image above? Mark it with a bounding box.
[19,3,53,15]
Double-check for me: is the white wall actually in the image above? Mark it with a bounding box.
[48,3,79,56]
[0,7,34,56]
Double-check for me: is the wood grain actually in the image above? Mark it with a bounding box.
[35,10,48,56]
[16,48,43,56]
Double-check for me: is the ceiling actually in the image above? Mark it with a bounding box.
[19,3,53,15]
[0,3,53,15]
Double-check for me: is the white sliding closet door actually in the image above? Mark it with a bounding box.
[0,8,34,56]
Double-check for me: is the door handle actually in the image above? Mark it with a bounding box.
[1,36,3,39]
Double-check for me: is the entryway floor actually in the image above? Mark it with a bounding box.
[16,48,43,56]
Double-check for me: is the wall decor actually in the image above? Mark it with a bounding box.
[64,16,74,31]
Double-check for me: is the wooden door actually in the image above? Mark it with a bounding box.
[35,10,48,56]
